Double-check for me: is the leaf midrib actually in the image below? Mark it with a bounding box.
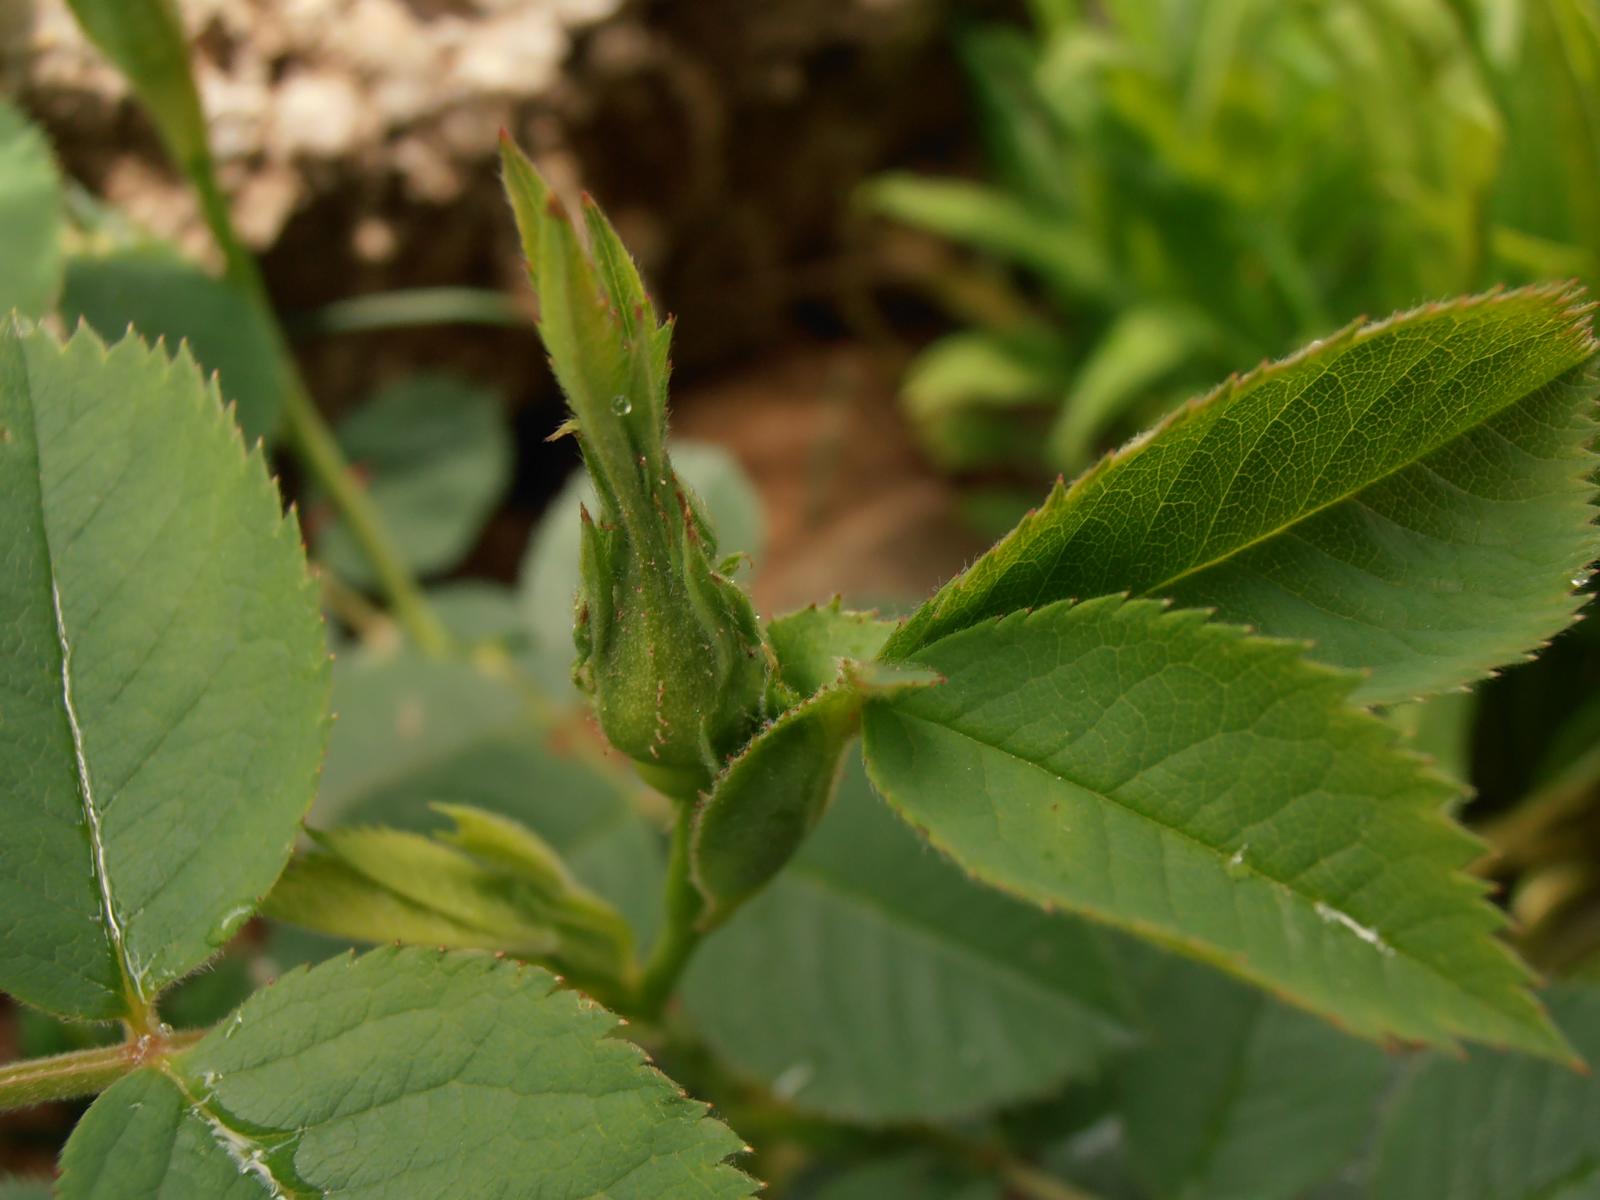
[48,581,132,995]
[1136,326,1582,602]
[884,705,1520,1031]
[901,309,1585,653]
[18,343,142,1014]
[159,1064,308,1200]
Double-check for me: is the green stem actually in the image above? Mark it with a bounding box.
[318,567,397,644]
[280,378,452,655]
[189,163,453,657]
[0,1030,204,1113]
[632,809,706,1019]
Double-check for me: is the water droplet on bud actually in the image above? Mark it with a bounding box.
[610,394,632,415]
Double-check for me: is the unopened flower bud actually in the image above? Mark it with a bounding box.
[503,138,768,796]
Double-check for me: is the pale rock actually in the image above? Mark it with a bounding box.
[229,163,302,246]
[393,134,463,203]
[352,215,398,262]
[273,69,368,158]
[343,0,429,79]
[196,63,271,161]
[449,9,569,94]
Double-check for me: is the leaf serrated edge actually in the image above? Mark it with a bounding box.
[176,947,757,1195]
[32,319,332,1000]
[867,594,1578,1063]
[886,284,1600,667]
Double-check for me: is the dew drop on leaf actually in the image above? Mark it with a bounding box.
[611,394,632,415]
[1225,845,1249,879]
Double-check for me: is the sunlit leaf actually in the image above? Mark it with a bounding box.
[0,323,326,1021]
[888,289,1599,705]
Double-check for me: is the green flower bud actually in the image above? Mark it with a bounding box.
[502,137,768,795]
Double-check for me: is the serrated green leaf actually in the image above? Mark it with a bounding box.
[314,374,511,587]
[265,851,514,952]
[0,99,64,318]
[1386,689,1477,788]
[1115,952,1389,1200]
[57,947,755,1199]
[1369,983,1600,1200]
[682,754,1132,1123]
[60,246,290,442]
[691,660,935,925]
[519,440,764,697]
[886,288,1600,704]
[267,809,633,988]
[299,828,563,949]
[435,802,589,896]
[766,599,896,698]
[864,594,1566,1059]
[0,324,327,1021]
[314,646,663,941]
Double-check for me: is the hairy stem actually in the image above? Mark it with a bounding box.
[0,1030,204,1113]
[632,810,706,1019]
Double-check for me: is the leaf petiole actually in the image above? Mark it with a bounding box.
[631,810,707,1020]
[0,1028,204,1113]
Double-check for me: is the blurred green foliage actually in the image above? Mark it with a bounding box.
[870,0,1600,473]
[9,5,1600,1192]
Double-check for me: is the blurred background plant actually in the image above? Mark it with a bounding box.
[7,1,1600,1197]
[867,0,1600,480]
